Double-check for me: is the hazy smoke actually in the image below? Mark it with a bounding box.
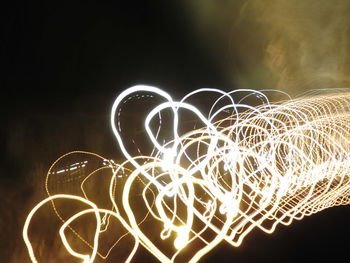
[181,0,350,96]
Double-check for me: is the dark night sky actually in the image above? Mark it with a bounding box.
[1,1,349,262]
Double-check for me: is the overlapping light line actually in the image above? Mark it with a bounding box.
[23,85,350,262]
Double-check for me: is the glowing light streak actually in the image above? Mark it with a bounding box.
[23,86,350,262]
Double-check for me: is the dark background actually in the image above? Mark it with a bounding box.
[1,1,349,262]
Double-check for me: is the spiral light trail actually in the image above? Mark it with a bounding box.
[23,85,350,263]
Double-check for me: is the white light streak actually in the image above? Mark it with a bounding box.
[23,86,350,263]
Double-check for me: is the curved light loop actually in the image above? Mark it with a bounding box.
[23,86,350,262]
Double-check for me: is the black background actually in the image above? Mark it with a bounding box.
[1,1,349,262]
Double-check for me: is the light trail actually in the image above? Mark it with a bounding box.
[23,85,350,262]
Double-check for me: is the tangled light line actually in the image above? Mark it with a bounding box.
[23,85,350,263]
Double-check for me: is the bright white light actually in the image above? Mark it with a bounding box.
[161,148,176,172]
[174,226,189,250]
[23,86,350,263]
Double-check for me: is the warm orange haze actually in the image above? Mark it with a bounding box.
[23,86,350,263]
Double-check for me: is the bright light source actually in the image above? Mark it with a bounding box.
[23,86,350,263]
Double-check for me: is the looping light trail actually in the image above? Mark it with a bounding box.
[23,85,350,262]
